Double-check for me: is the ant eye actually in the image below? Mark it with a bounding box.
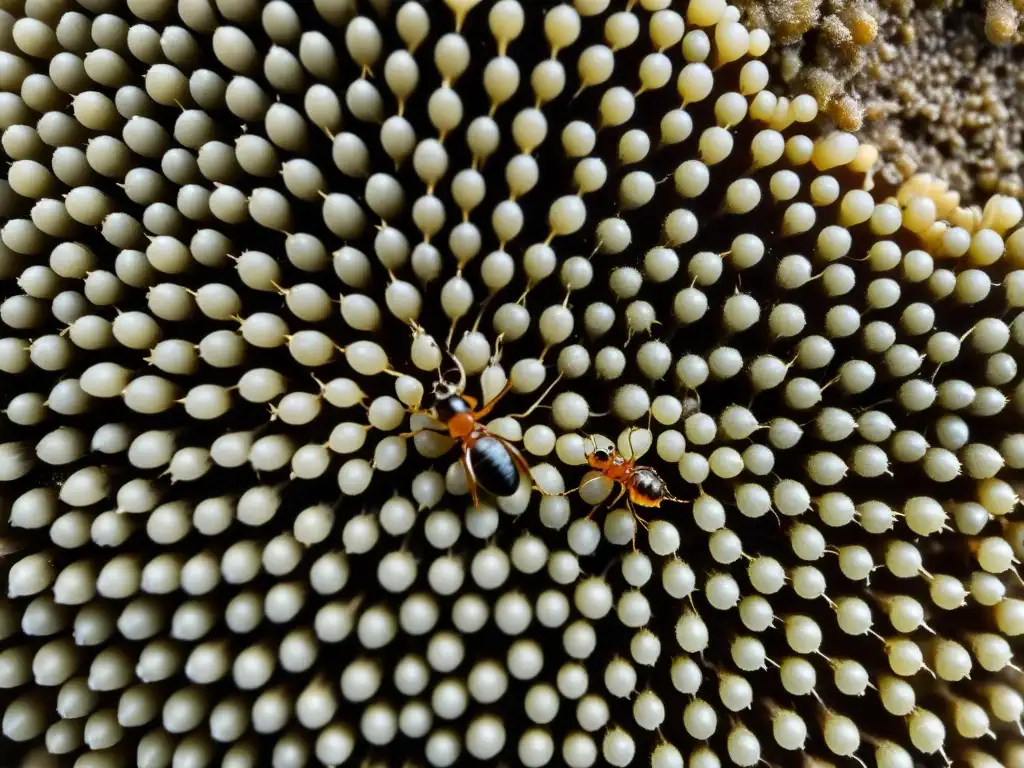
[593,449,610,462]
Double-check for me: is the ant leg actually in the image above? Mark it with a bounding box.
[604,483,627,511]
[475,377,514,419]
[507,372,564,419]
[585,481,622,524]
[629,499,638,551]
[496,436,537,487]
[467,475,481,508]
[627,499,651,551]
[461,450,482,509]
[629,498,651,530]
[399,426,446,440]
[536,473,606,497]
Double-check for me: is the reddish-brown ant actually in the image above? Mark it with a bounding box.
[401,353,559,508]
[545,427,686,540]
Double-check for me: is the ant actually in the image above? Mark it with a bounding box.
[544,426,686,543]
[401,353,559,508]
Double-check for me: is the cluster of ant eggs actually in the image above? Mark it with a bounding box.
[5,0,1024,766]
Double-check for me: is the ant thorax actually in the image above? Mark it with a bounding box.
[607,456,633,483]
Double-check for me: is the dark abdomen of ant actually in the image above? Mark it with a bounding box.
[469,436,521,497]
[630,468,668,507]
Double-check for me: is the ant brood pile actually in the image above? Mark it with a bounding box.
[0,2,1024,768]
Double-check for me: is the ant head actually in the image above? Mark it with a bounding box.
[431,351,467,402]
[431,378,458,401]
[583,435,622,470]
[582,434,619,470]
[587,446,613,470]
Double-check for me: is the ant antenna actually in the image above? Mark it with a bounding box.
[431,351,469,399]
[449,350,467,395]
[580,432,597,453]
[509,372,564,420]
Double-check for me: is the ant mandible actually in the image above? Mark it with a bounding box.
[401,352,560,508]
